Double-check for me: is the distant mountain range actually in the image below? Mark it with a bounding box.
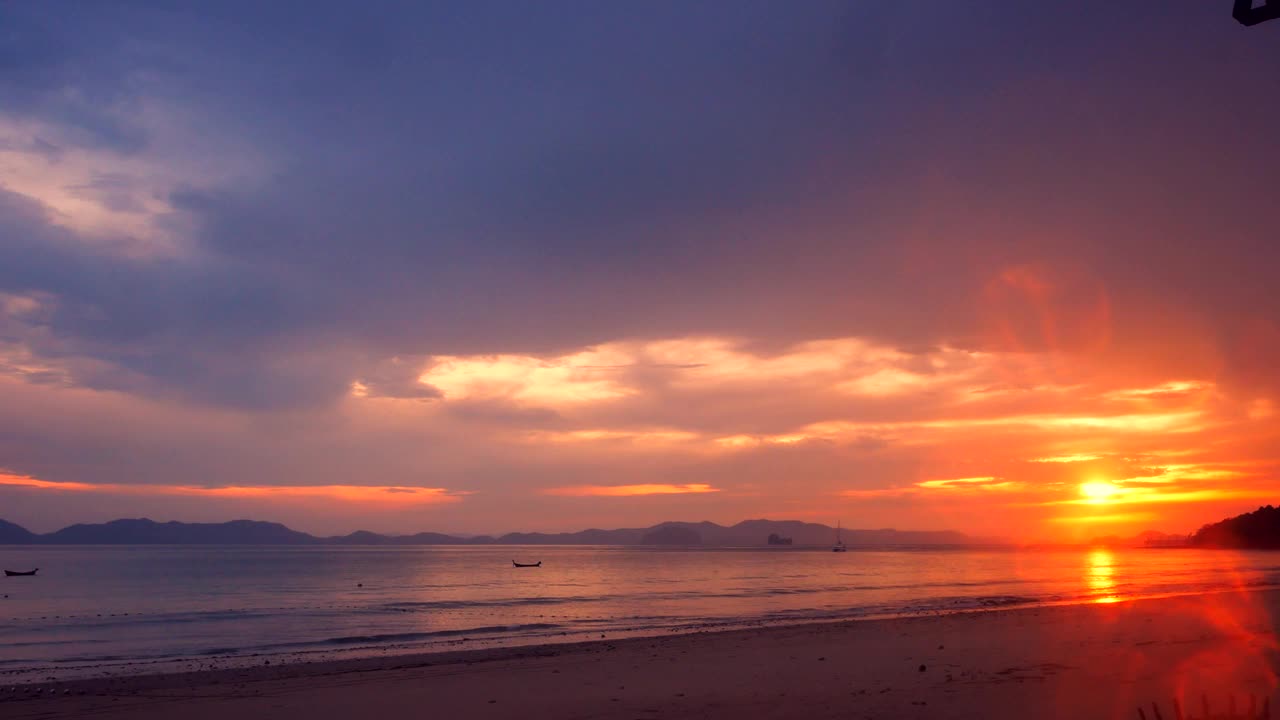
[0,519,36,544]
[1088,530,1192,547]
[0,517,1005,547]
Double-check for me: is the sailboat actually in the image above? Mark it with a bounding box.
[832,521,847,553]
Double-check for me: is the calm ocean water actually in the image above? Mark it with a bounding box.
[1,545,1277,681]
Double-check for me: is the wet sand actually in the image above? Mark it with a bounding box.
[4,589,1278,720]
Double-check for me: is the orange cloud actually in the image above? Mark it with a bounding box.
[802,409,1207,443]
[714,434,814,448]
[407,336,997,412]
[543,483,719,497]
[419,347,635,405]
[529,428,701,445]
[168,485,462,504]
[1045,486,1272,507]
[844,476,1025,498]
[917,476,1004,489]
[0,472,462,505]
[1030,453,1105,463]
[0,473,98,492]
[1050,511,1157,525]
[1,324,1270,540]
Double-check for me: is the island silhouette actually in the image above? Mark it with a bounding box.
[0,517,1003,547]
[3,508,1275,547]
[1190,505,1280,549]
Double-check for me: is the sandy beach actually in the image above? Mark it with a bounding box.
[4,589,1277,720]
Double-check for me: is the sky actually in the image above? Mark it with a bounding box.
[0,1,1278,540]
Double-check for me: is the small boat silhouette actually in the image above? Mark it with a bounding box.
[4,569,37,577]
[512,560,541,568]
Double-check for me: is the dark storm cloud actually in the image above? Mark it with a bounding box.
[0,6,152,153]
[0,188,349,407]
[2,0,1280,414]
[356,356,443,401]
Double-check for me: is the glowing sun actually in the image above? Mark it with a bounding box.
[1079,480,1121,504]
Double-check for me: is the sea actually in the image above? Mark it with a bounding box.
[1,545,1277,682]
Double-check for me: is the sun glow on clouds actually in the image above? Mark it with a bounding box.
[544,484,719,497]
[1051,512,1156,525]
[532,429,702,445]
[1104,380,1212,400]
[1051,486,1268,507]
[0,116,160,244]
[644,337,888,387]
[407,337,989,409]
[837,367,937,396]
[844,476,1024,498]
[800,409,1206,443]
[0,108,259,258]
[916,477,1019,491]
[6,325,1265,537]
[342,332,1266,535]
[841,449,1275,533]
[420,347,635,405]
[401,334,1159,455]
[713,434,811,448]
[1031,453,1104,463]
[0,472,461,505]
[1049,507,1162,525]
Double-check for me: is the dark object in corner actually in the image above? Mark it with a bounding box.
[1234,0,1280,26]
[4,569,37,576]
[1138,693,1270,720]
[512,560,541,568]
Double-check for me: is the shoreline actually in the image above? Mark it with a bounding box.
[6,582,1279,686]
[5,587,1279,719]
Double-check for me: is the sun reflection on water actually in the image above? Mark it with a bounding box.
[1087,548,1121,603]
